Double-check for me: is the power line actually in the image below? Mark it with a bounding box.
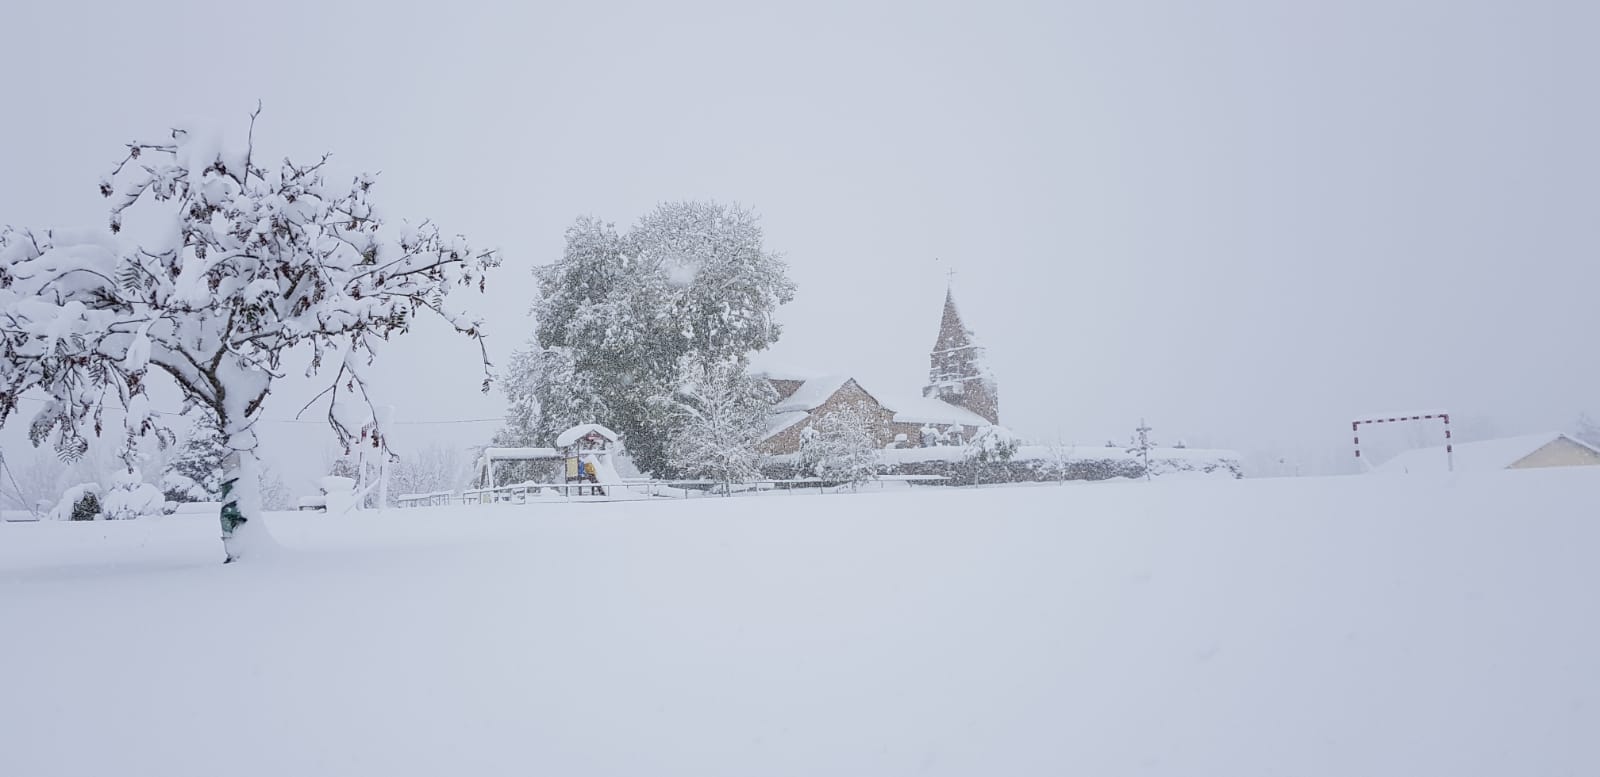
[0,452,41,519]
[264,417,506,425]
[10,396,505,426]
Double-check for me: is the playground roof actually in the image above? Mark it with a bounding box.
[556,423,620,447]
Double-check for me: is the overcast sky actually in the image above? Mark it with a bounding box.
[3,0,1597,488]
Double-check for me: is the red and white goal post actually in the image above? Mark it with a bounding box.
[1352,411,1454,473]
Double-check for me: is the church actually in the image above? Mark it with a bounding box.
[757,288,1000,455]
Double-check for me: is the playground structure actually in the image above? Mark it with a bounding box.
[556,423,622,496]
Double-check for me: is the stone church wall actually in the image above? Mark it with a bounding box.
[760,380,897,455]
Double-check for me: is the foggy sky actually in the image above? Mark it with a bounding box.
[3,0,1597,490]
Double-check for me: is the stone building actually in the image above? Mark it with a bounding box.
[758,289,999,455]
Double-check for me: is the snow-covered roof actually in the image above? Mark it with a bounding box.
[762,410,812,441]
[1375,432,1596,474]
[771,375,854,413]
[881,395,991,427]
[555,424,619,447]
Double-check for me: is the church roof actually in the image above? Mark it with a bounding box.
[771,375,854,413]
[882,395,992,427]
[762,411,813,441]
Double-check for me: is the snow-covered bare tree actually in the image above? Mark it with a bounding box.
[1126,418,1155,480]
[257,464,290,511]
[666,357,775,493]
[1575,412,1600,449]
[0,449,66,513]
[521,203,794,476]
[0,112,499,561]
[809,402,881,488]
[388,442,467,503]
[324,453,360,481]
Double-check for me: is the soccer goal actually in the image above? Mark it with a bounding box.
[1353,411,1454,472]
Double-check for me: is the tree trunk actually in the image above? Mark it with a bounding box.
[218,419,279,563]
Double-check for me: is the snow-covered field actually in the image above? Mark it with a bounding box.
[2,471,1597,776]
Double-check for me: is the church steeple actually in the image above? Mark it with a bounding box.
[923,287,999,425]
[933,288,972,352]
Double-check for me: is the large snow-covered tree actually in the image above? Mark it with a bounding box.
[514,202,794,475]
[666,357,775,492]
[0,113,499,561]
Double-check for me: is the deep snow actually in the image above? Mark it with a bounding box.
[2,470,1597,776]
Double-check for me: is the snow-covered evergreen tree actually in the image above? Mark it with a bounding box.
[966,424,1020,484]
[161,416,229,502]
[666,358,775,492]
[809,402,881,487]
[519,203,794,476]
[0,112,498,562]
[1127,418,1155,480]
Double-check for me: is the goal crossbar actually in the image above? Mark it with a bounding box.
[1352,411,1454,472]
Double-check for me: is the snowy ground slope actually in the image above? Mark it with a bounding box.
[2,471,1597,776]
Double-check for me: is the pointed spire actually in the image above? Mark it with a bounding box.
[934,287,972,352]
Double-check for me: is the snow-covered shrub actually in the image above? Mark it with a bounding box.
[52,484,103,521]
[967,425,1021,463]
[103,470,166,520]
[965,425,1021,484]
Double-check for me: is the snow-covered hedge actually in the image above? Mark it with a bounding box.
[763,445,1243,484]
